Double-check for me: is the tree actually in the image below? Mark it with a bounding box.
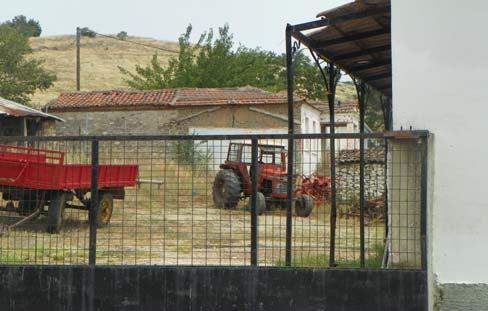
[79,27,96,38]
[119,24,329,100]
[363,86,387,132]
[0,25,56,105]
[117,31,128,40]
[3,15,42,37]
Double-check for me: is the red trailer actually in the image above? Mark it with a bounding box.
[0,145,138,233]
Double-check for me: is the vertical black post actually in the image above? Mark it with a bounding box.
[420,136,429,271]
[250,138,259,266]
[89,139,99,266]
[76,27,81,91]
[359,82,366,268]
[328,63,338,267]
[285,24,294,267]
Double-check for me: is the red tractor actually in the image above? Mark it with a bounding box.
[213,142,325,217]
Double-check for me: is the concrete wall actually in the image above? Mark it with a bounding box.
[0,265,428,311]
[386,139,423,269]
[392,0,488,308]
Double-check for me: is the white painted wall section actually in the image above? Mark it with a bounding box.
[392,0,488,284]
[300,104,322,175]
[189,127,288,171]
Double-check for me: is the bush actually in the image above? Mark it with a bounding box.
[4,15,41,37]
[79,27,96,38]
[173,139,212,168]
[117,31,128,40]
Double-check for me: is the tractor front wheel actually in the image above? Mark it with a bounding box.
[246,192,266,215]
[295,194,314,217]
[213,169,241,209]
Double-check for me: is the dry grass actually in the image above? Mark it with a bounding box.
[28,35,179,107]
[27,35,356,108]
[335,82,357,102]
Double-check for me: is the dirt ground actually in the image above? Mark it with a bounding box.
[0,192,384,266]
[0,154,384,266]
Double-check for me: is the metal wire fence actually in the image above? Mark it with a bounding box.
[0,133,427,269]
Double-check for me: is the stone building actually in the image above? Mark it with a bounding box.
[44,87,322,174]
[312,99,373,151]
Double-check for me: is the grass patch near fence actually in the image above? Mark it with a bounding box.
[276,243,385,269]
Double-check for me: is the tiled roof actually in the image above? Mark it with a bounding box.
[311,99,358,114]
[46,87,298,112]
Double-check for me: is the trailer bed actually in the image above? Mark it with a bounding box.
[0,145,138,190]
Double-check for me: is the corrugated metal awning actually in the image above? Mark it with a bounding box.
[0,96,64,122]
[290,0,391,97]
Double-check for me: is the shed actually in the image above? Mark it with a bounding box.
[0,96,63,136]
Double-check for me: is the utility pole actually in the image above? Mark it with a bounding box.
[76,27,80,91]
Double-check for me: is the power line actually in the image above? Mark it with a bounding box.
[91,31,180,54]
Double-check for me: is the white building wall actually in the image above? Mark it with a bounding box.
[189,127,288,171]
[392,0,488,285]
[300,104,322,175]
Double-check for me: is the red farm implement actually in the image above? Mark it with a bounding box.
[0,145,138,233]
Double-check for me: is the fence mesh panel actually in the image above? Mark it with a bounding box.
[0,134,425,269]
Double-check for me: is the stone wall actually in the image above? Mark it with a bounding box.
[45,103,304,136]
[337,162,385,201]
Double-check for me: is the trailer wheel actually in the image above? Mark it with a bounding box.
[246,192,266,215]
[96,192,114,227]
[295,195,314,217]
[213,169,241,209]
[47,192,69,234]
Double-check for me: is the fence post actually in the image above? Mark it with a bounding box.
[250,138,259,266]
[359,81,366,268]
[285,24,294,267]
[328,63,338,267]
[420,136,429,271]
[89,139,99,266]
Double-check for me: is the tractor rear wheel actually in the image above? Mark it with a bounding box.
[295,194,314,217]
[246,192,266,215]
[213,169,241,209]
[47,191,69,234]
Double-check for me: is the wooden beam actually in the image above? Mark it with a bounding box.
[363,72,390,82]
[349,59,391,71]
[313,28,390,48]
[333,45,391,61]
[174,107,222,123]
[249,107,301,125]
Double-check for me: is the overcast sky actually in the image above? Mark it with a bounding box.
[2,0,350,53]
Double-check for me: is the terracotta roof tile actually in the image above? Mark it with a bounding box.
[311,99,358,114]
[46,87,299,112]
